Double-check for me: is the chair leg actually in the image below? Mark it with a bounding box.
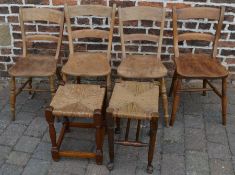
[106,109,115,170]
[125,119,131,141]
[62,73,67,84]
[168,71,177,97]
[106,74,112,104]
[45,107,59,161]
[63,117,70,132]
[147,116,158,174]
[76,77,80,84]
[136,119,141,141]
[222,77,227,125]
[28,77,32,95]
[170,78,181,126]
[10,76,16,121]
[94,109,103,165]
[160,78,169,127]
[202,79,207,96]
[49,75,56,98]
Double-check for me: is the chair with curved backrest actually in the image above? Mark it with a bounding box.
[8,8,64,121]
[62,4,116,98]
[116,6,169,128]
[169,6,228,126]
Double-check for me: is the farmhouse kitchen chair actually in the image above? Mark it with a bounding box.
[169,6,228,126]
[44,4,115,164]
[116,6,169,130]
[62,3,115,100]
[8,8,64,120]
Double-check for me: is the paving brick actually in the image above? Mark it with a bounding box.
[14,136,40,153]
[0,146,11,167]
[184,115,204,129]
[0,163,23,175]
[0,123,26,146]
[32,142,51,161]
[13,111,36,125]
[22,158,50,175]
[21,99,46,113]
[24,117,48,138]
[208,142,231,160]
[210,159,234,175]
[6,151,30,166]
[186,151,209,175]
[185,128,206,152]
[85,164,109,175]
[161,154,185,175]
[206,123,228,144]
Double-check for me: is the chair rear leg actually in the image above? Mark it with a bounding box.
[49,75,56,98]
[222,77,227,125]
[10,76,16,121]
[160,78,169,127]
[202,79,207,96]
[168,71,177,97]
[170,78,182,126]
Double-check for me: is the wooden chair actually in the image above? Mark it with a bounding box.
[62,4,116,98]
[116,6,169,129]
[169,7,228,126]
[106,80,160,173]
[8,8,64,120]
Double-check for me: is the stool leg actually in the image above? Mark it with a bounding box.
[136,120,141,141]
[94,109,103,165]
[115,117,121,134]
[106,109,114,170]
[45,107,59,161]
[147,116,158,174]
[125,119,131,141]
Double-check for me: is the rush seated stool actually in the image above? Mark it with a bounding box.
[106,81,160,174]
[45,84,105,164]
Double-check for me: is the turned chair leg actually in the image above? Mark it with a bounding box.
[45,107,59,161]
[169,71,177,97]
[106,74,112,104]
[222,77,227,125]
[202,79,207,96]
[147,116,158,174]
[106,109,114,170]
[94,109,103,165]
[49,75,56,98]
[160,78,169,127]
[170,78,182,126]
[10,76,16,121]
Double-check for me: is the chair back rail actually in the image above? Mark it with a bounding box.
[118,6,166,59]
[65,4,116,61]
[173,6,225,58]
[19,8,64,59]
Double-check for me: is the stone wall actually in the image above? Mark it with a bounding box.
[0,0,235,79]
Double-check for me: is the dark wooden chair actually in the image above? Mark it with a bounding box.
[62,4,116,100]
[169,6,229,126]
[116,6,169,128]
[8,8,64,120]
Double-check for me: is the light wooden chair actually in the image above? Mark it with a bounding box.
[116,6,169,128]
[62,4,116,98]
[8,8,64,120]
[169,7,228,126]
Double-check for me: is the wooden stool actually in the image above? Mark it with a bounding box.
[106,81,159,174]
[45,84,105,165]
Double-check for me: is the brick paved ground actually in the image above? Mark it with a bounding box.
[0,79,234,175]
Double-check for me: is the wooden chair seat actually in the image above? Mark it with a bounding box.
[8,55,56,77]
[117,55,168,79]
[174,53,228,79]
[62,52,111,77]
[108,81,159,119]
[50,84,105,117]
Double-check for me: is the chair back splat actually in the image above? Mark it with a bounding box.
[19,8,64,59]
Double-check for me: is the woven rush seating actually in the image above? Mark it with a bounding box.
[106,81,160,174]
[45,84,106,164]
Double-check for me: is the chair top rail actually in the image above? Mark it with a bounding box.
[67,4,113,18]
[71,29,109,39]
[25,34,59,42]
[119,6,164,22]
[175,7,221,20]
[123,34,159,42]
[178,33,215,42]
[20,8,64,24]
